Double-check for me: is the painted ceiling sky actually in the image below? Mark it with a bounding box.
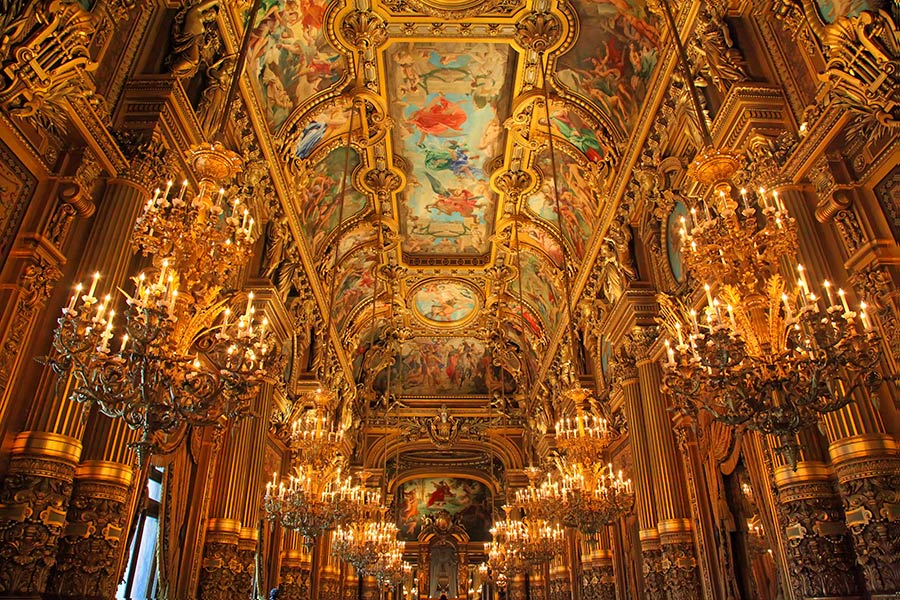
[243,0,662,399]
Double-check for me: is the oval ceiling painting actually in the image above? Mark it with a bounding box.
[412,280,479,326]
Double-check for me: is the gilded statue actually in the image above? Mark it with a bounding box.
[169,0,220,79]
[197,54,235,139]
[597,220,637,305]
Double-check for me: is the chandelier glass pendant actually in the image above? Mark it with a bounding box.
[655,0,882,469]
[48,143,277,466]
[660,186,881,467]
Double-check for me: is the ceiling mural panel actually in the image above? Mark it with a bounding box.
[555,0,659,136]
[249,0,347,131]
[331,251,376,331]
[518,248,563,331]
[297,146,368,255]
[376,337,494,395]
[290,103,353,160]
[526,149,598,258]
[411,279,480,326]
[385,41,514,256]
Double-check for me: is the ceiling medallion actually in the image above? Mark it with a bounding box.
[410,279,481,327]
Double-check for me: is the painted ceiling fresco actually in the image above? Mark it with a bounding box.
[249,0,346,131]
[296,147,367,256]
[248,0,666,402]
[376,337,495,396]
[397,477,492,541]
[386,41,512,256]
[555,0,659,136]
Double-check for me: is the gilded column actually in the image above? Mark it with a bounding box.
[319,537,342,600]
[614,344,661,600]
[629,327,700,600]
[531,567,546,600]
[791,183,899,597]
[580,533,614,600]
[823,413,900,597]
[508,574,527,600]
[197,416,257,600]
[45,387,142,598]
[0,152,154,597]
[0,432,82,596]
[278,531,311,600]
[772,461,865,599]
[44,460,134,600]
[196,518,243,600]
[361,574,379,600]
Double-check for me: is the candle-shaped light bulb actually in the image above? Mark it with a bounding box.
[245,291,254,318]
[704,283,714,307]
[87,271,101,299]
[838,288,850,313]
[740,188,749,210]
[823,280,835,307]
[119,333,129,353]
[859,302,871,330]
[67,283,84,311]
[178,179,188,201]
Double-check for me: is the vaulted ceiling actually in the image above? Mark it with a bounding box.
[242,0,661,408]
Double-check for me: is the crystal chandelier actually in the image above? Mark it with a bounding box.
[485,510,527,578]
[264,465,362,541]
[288,389,345,471]
[655,0,882,469]
[48,143,278,465]
[554,460,634,535]
[554,390,614,465]
[369,542,411,588]
[332,503,403,575]
[516,518,566,564]
[514,469,567,523]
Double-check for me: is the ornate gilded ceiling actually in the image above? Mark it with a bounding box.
[243,0,661,402]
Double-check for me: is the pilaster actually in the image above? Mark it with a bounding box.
[196,519,244,600]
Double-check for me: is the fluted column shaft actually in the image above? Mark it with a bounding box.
[634,344,700,600]
[617,349,661,600]
[0,174,147,598]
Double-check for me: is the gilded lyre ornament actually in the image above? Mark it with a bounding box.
[0,0,97,130]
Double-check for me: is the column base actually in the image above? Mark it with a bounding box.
[831,441,900,597]
[197,520,243,600]
[0,432,81,596]
[640,545,666,600]
[775,463,867,599]
[278,553,310,600]
[44,461,133,600]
